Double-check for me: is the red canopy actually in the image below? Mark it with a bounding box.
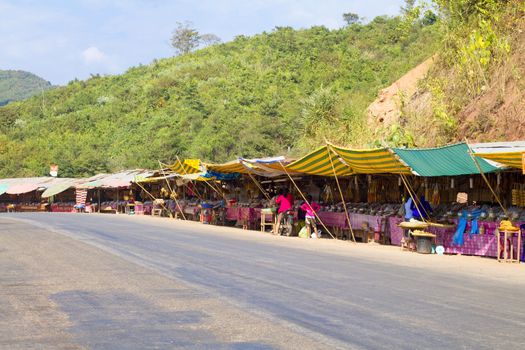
[6,183,41,195]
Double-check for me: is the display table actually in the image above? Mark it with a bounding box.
[317,212,348,229]
[497,230,521,263]
[315,212,385,241]
[389,217,525,258]
[226,207,262,229]
[50,203,75,213]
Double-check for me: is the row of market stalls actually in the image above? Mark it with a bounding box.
[1,141,524,259]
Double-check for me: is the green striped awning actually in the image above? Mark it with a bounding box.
[392,143,499,176]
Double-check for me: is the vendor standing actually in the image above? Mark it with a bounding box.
[274,188,294,234]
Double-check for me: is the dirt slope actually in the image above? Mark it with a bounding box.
[367,57,435,130]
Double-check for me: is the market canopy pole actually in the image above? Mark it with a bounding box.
[278,161,336,240]
[400,174,426,223]
[158,160,186,220]
[327,143,356,243]
[134,180,180,219]
[203,179,228,202]
[174,156,206,201]
[247,172,272,201]
[465,139,507,216]
[401,173,431,219]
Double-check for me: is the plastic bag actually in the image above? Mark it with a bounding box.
[298,226,309,238]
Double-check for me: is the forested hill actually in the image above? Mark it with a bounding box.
[0,70,52,106]
[0,15,439,177]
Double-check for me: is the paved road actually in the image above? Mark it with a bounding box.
[1,213,524,349]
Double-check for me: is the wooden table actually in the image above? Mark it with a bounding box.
[497,230,521,263]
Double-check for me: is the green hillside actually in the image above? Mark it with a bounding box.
[0,14,440,177]
[397,0,525,146]
[0,70,52,106]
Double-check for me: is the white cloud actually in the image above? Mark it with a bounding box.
[81,46,106,64]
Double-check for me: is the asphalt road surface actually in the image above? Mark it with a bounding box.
[1,213,524,349]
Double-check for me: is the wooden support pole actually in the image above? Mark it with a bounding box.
[465,140,507,216]
[247,172,272,201]
[158,159,186,219]
[174,156,205,200]
[278,161,336,240]
[400,174,426,222]
[135,180,184,219]
[327,144,356,243]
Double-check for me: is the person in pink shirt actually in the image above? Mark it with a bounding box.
[301,195,320,238]
[274,188,294,234]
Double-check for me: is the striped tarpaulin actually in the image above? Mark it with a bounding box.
[393,143,498,176]
[475,151,524,169]
[331,145,411,175]
[205,157,295,177]
[205,160,247,174]
[75,189,88,205]
[168,159,201,175]
[285,146,353,176]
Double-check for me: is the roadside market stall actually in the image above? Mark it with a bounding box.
[0,177,78,212]
[283,144,412,241]
[205,157,295,230]
[388,142,524,258]
[76,170,155,213]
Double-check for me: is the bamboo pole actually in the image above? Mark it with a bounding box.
[158,160,186,219]
[247,172,272,201]
[278,161,336,240]
[400,174,426,223]
[465,140,507,216]
[134,180,181,219]
[203,179,227,201]
[401,174,431,219]
[327,144,356,243]
[174,156,205,200]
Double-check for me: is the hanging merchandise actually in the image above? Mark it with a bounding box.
[431,183,440,206]
[511,183,525,207]
[367,180,377,203]
[321,184,333,203]
[347,178,354,202]
[354,176,360,202]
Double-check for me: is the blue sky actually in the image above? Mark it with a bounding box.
[0,0,405,85]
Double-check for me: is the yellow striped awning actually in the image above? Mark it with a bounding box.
[475,151,524,169]
[285,146,353,176]
[167,159,201,175]
[205,160,248,174]
[205,157,295,177]
[331,144,411,174]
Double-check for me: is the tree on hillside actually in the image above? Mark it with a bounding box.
[343,12,360,25]
[171,21,201,55]
[397,0,422,42]
[170,21,221,55]
[343,12,361,25]
[200,33,221,47]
